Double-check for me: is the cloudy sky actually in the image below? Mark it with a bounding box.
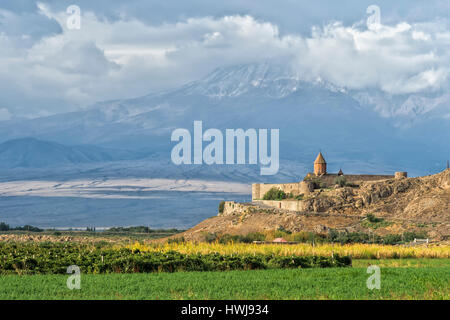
[0,0,449,119]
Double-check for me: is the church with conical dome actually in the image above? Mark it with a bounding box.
[251,152,407,201]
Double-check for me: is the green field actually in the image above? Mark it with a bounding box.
[0,259,448,300]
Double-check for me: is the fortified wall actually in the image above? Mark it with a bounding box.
[251,174,403,201]
[219,200,309,216]
[220,201,251,216]
[304,173,395,185]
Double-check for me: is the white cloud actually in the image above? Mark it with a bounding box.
[295,21,449,94]
[0,4,448,118]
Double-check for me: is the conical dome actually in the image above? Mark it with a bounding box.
[314,152,326,164]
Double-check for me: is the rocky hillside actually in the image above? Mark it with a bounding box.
[298,169,449,221]
[177,169,450,241]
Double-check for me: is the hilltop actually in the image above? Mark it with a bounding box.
[176,169,450,241]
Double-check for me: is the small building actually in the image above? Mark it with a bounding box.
[272,237,287,243]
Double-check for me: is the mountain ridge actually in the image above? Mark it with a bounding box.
[0,137,141,169]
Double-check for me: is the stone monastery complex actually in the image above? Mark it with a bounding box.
[251,152,408,201]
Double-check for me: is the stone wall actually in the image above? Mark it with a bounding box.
[305,173,395,187]
[220,201,249,216]
[253,200,306,211]
[251,181,314,201]
[395,172,408,179]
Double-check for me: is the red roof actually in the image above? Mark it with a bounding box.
[273,237,287,243]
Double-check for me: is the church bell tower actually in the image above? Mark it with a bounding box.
[314,152,327,176]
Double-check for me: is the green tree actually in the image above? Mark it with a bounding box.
[218,201,225,213]
[0,222,10,231]
[263,188,287,200]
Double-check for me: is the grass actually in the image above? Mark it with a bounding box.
[0,259,448,300]
[361,219,393,229]
[352,258,450,268]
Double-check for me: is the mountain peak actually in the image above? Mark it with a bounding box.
[178,62,304,98]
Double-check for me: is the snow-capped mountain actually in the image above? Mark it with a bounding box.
[179,62,303,98]
[351,89,450,120]
[0,62,448,176]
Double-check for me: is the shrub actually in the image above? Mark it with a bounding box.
[263,188,287,200]
[276,226,292,235]
[362,214,392,229]
[218,234,237,244]
[333,177,358,188]
[167,237,186,244]
[244,232,266,242]
[292,231,312,242]
[218,232,266,244]
[304,177,327,189]
[218,201,225,214]
[334,176,347,187]
[327,229,430,245]
[402,231,428,242]
[366,213,382,223]
[107,226,150,233]
[382,234,401,245]
[0,242,352,274]
[204,233,219,243]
